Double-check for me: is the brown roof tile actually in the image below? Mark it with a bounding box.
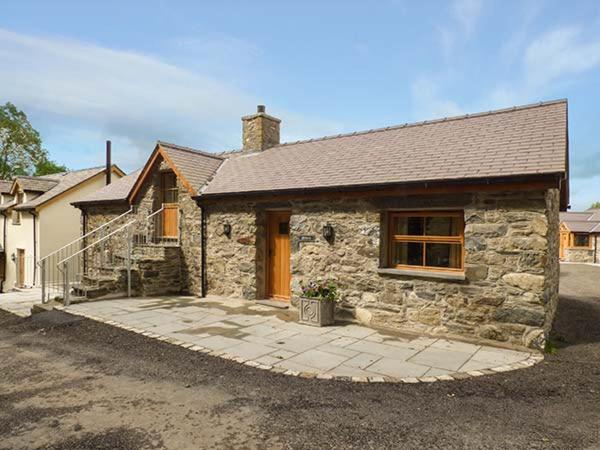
[72,169,142,206]
[14,176,60,193]
[561,210,600,234]
[0,180,13,194]
[15,167,115,210]
[158,142,223,194]
[202,100,568,197]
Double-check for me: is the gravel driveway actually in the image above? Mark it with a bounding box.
[1,264,599,449]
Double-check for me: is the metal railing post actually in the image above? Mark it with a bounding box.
[41,259,46,303]
[63,262,70,306]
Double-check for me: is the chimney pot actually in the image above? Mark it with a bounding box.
[257,105,266,113]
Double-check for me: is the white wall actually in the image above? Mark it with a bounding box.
[38,170,122,259]
[4,211,37,289]
[2,169,123,291]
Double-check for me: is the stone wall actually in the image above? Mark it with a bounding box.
[133,245,182,296]
[205,203,259,298]
[564,236,598,263]
[242,109,280,152]
[204,189,560,349]
[80,154,202,296]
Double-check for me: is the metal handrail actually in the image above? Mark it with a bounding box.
[146,206,164,220]
[37,206,133,266]
[57,219,137,267]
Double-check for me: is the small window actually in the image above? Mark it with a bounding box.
[279,222,289,235]
[388,211,464,272]
[572,234,590,248]
[161,172,178,204]
[11,210,20,225]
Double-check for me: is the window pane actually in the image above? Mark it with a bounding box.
[425,243,462,269]
[574,234,589,247]
[279,222,289,235]
[164,188,178,203]
[391,242,423,266]
[392,216,424,235]
[425,216,462,236]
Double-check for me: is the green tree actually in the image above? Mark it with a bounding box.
[591,201,600,209]
[0,102,45,179]
[34,156,67,176]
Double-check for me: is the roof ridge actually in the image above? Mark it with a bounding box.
[271,98,568,149]
[16,175,62,182]
[157,140,225,161]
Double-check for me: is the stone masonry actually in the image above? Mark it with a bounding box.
[81,154,201,296]
[241,105,281,152]
[205,189,560,349]
[563,236,599,263]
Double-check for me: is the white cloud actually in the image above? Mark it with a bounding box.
[410,78,463,120]
[438,0,483,58]
[525,26,600,85]
[452,0,483,35]
[0,28,341,170]
[570,175,600,211]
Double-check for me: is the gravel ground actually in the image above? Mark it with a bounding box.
[1,264,599,449]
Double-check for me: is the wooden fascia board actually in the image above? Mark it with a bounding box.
[197,179,558,205]
[127,145,162,203]
[157,146,197,197]
[9,180,22,196]
[127,144,196,203]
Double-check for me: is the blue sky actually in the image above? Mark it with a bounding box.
[1,0,599,210]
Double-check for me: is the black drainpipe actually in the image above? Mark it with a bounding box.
[1,211,6,293]
[31,211,38,286]
[200,205,207,298]
[595,235,598,264]
[82,209,88,274]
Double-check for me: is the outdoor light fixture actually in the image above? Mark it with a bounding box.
[322,223,334,241]
[10,253,15,262]
[223,223,232,237]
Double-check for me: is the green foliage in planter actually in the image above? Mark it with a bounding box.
[299,279,340,302]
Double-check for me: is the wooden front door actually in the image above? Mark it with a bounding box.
[17,249,25,288]
[267,211,291,300]
[161,172,178,238]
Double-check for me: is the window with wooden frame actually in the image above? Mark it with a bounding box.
[11,210,21,225]
[572,233,591,248]
[160,171,178,204]
[387,211,465,272]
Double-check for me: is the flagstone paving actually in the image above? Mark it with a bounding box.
[0,288,42,317]
[53,295,539,381]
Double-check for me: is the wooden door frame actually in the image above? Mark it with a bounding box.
[17,249,25,288]
[160,171,179,238]
[265,210,291,301]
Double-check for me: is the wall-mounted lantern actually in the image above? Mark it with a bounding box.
[322,223,334,242]
[223,223,232,238]
[10,253,15,262]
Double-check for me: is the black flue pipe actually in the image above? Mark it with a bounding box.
[106,140,112,185]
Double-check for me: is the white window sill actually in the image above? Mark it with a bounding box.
[377,267,466,281]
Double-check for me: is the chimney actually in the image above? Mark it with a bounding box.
[242,105,281,152]
[105,140,112,185]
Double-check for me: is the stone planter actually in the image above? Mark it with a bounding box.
[298,297,335,326]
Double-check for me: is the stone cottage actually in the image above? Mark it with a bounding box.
[559,209,599,263]
[75,100,569,349]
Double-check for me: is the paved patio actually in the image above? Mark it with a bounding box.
[55,295,539,382]
[0,288,42,317]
